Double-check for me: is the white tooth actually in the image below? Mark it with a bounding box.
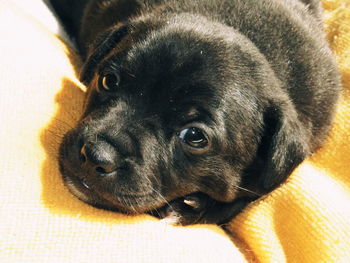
[82,180,90,189]
[184,199,198,208]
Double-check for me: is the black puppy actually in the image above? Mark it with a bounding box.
[51,0,340,225]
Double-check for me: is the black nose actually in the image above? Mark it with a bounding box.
[80,141,118,175]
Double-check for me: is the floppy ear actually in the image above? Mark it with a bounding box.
[259,102,310,190]
[79,24,129,84]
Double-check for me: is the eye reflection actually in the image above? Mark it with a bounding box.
[179,127,208,148]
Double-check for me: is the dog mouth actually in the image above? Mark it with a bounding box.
[58,129,168,213]
[60,163,167,214]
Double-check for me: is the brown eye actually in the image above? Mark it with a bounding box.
[179,127,208,149]
[100,73,121,91]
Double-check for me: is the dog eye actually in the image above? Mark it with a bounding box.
[179,127,208,149]
[99,73,121,91]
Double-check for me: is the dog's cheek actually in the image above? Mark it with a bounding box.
[183,159,241,202]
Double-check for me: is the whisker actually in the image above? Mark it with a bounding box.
[198,169,262,198]
[234,185,262,197]
[134,195,141,213]
[152,208,162,218]
[148,184,174,212]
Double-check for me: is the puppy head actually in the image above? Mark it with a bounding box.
[59,14,309,213]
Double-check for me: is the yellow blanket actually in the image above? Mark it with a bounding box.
[229,1,350,261]
[0,0,349,262]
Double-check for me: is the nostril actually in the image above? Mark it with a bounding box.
[80,141,120,176]
[95,166,107,175]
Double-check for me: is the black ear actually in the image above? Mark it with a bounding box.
[79,24,129,84]
[259,102,310,190]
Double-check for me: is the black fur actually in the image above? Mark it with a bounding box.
[51,0,340,225]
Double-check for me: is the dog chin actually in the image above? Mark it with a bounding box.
[63,175,112,209]
[63,174,166,214]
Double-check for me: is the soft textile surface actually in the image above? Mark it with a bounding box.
[0,0,348,262]
[229,1,350,262]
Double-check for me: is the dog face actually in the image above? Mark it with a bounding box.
[59,14,309,215]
